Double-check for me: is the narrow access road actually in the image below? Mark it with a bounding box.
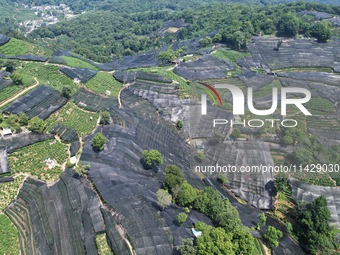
[0,77,39,108]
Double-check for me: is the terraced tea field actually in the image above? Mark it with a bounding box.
[46,102,100,137]
[86,72,122,97]
[61,56,99,70]
[0,38,52,56]
[8,140,69,182]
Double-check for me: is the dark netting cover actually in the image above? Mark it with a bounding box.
[298,11,333,20]
[114,71,172,84]
[70,141,81,157]
[0,147,10,174]
[109,50,164,70]
[0,176,14,183]
[0,34,10,46]
[60,67,98,83]
[173,54,235,80]
[0,71,13,91]
[113,71,137,84]
[5,169,109,255]
[238,72,275,89]
[72,88,119,112]
[290,178,340,230]
[3,85,68,120]
[202,141,276,209]
[0,133,54,153]
[171,32,217,53]
[0,54,48,62]
[50,123,79,143]
[330,17,340,27]
[237,56,267,70]
[206,178,305,255]
[48,56,67,65]
[248,37,340,72]
[100,208,131,255]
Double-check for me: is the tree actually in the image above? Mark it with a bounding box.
[177,212,188,225]
[196,225,234,255]
[142,149,164,168]
[232,226,256,255]
[311,21,332,43]
[258,212,267,226]
[180,238,196,255]
[4,60,15,72]
[285,221,293,234]
[11,72,23,85]
[18,113,29,126]
[175,182,197,207]
[198,36,212,47]
[99,111,111,125]
[276,14,299,37]
[156,189,172,210]
[230,128,241,139]
[163,165,186,192]
[282,135,294,145]
[28,117,45,133]
[62,86,72,99]
[264,226,283,247]
[92,133,106,151]
[176,120,183,129]
[195,152,205,163]
[74,162,90,176]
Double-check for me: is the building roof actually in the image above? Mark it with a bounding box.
[2,128,12,136]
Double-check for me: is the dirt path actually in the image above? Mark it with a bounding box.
[0,77,39,108]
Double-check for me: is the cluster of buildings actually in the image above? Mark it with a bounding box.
[19,4,75,34]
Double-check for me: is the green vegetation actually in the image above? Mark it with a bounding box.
[0,38,52,56]
[0,214,20,255]
[28,116,45,133]
[194,222,256,255]
[156,189,172,210]
[177,212,188,225]
[212,49,250,63]
[163,165,186,191]
[96,233,114,255]
[253,79,282,99]
[85,72,122,97]
[99,111,111,125]
[292,195,339,254]
[61,56,99,70]
[230,128,241,139]
[74,162,90,177]
[133,66,191,96]
[92,133,106,151]
[164,165,257,253]
[142,149,164,168]
[14,62,78,92]
[0,175,26,211]
[264,226,283,247]
[305,97,336,115]
[46,102,100,137]
[176,120,183,129]
[311,21,332,43]
[258,212,267,226]
[8,139,69,182]
[180,238,196,255]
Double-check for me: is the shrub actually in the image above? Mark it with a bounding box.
[92,133,106,151]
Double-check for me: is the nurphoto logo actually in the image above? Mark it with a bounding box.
[200,83,312,128]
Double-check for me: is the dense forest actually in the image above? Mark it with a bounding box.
[5,0,340,14]
[22,1,339,62]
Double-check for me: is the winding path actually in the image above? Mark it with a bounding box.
[0,77,39,108]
